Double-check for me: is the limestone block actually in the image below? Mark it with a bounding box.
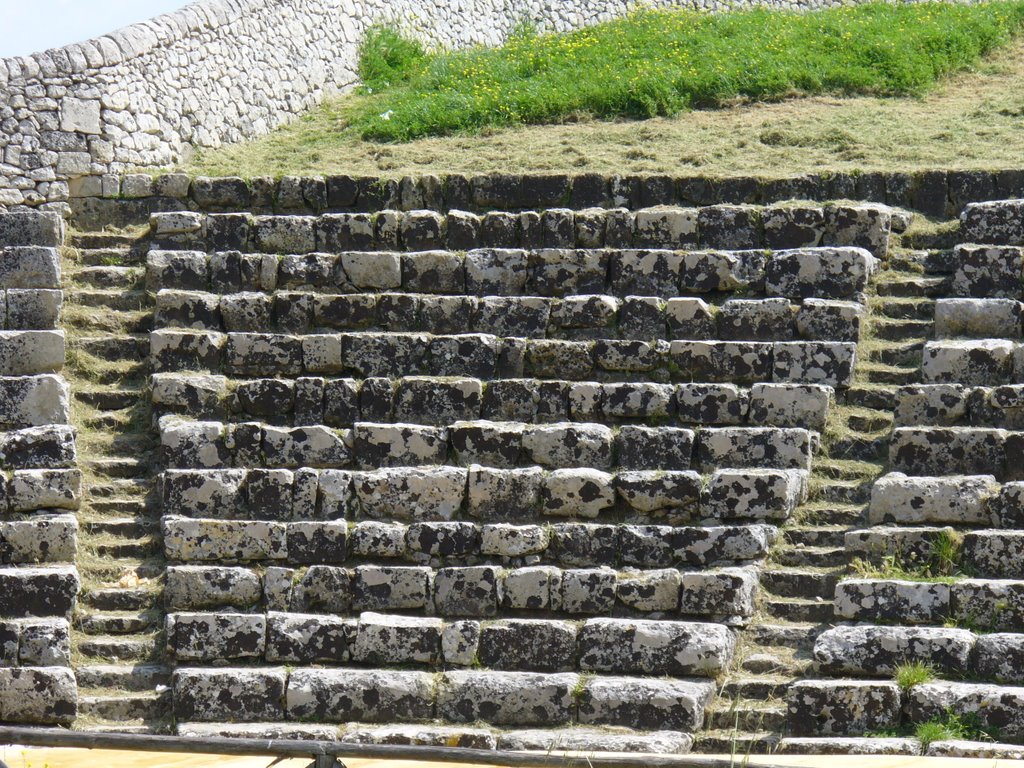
[704,468,806,520]
[0,566,78,618]
[162,517,286,562]
[0,376,68,430]
[541,468,615,518]
[773,341,856,387]
[0,246,60,289]
[934,298,1023,339]
[287,669,434,723]
[951,244,1024,298]
[922,340,1017,386]
[578,676,714,730]
[434,566,499,617]
[814,625,975,675]
[796,298,865,343]
[613,472,699,517]
[675,383,748,425]
[906,681,1024,738]
[467,465,542,522]
[868,473,997,525]
[696,427,813,471]
[353,467,467,521]
[353,565,431,611]
[577,617,734,676]
[893,385,968,427]
[787,681,901,736]
[164,565,261,611]
[168,612,266,661]
[437,670,577,725]
[477,619,577,671]
[679,567,757,617]
[766,247,878,299]
[0,515,77,564]
[352,612,441,665]
[173,667,285,722]
[616,425,694,471]
[0,667,76,724]
[834,579,949,624]
[0,331,63,374]
[748,383,831,430]
[616,568,682,611]
[890,427,1007,479]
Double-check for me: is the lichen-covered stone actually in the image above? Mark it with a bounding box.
[173,667,286,722]
[287,668,434,723]
[437,670,577,725]
[814,625,975,675]
[578,676,714,730]
[787,680,901,736]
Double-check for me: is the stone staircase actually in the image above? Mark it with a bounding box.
[10,176,1024,759]
[696,235,941,753]
[62,229,170,732]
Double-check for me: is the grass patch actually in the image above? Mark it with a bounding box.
[350,2,1024,141]
[850,529,965,582]
[915,712,997,748]
[895,661,935,690]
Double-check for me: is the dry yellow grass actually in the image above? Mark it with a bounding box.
[188,37,1024,179]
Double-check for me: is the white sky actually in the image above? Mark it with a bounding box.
[0,0,190,58]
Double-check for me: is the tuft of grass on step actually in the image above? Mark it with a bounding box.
[349,2,1024,141]
[915,712,997,748]
[894,661,935,690]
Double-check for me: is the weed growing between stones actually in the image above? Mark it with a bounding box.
[894,661,935,690]
[914,712,997,748]
[349,2,1024,141]
[849,529,965,582]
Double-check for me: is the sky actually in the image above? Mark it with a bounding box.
[0,0,190,58]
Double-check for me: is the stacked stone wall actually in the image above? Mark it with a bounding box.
[0,211,79,725]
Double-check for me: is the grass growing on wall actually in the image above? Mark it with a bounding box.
[349,2,1024,141]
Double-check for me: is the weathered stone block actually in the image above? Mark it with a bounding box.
[787,681,901,736]
[437,670,577,725]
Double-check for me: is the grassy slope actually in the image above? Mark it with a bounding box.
[188,16,1024,178]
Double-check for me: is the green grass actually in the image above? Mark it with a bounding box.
[849,530,965,582]
[915,712,997,748]
[894,661,935,690]
[351,2,1024,141]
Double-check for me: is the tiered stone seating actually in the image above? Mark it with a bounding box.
[0,212,79,725]
[147,202,885,748]
[784,198,1024,750]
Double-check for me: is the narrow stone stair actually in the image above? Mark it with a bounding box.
[63,229,169,733]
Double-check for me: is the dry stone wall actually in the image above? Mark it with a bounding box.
[0,211,79,725]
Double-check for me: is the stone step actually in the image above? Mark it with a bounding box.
[87,498,152,516]
[74,389,139,411]
[76,335,150,362]
[79,558,164,582]
[774,545,848,569]
[783,525,849,548]
[86,537,159,560]
[66,289,150,312]
[86,479,151,499]
[77,610,160,635]
[811,480,871,505]
[693,730,778,754]
[746,623,821,651]
[720,677,792,701]
[69,309,154,335]
[842,385,896,411]
[875,275,950,297]
[846,411,893,433]
[71,266,145,289]
[870,319,935,341]
[813,459,882,482]
[81,517,157,538]
[761,568,840,600]
[76,663,171,693]
[707,702,786,732]
[72,233,143,250]
[78,692,168,721]
[872,297,936,321]
[82,587,160,611]
[860,362,920,386]
[76,634,160,662]
[868,342,923,368]
[83,457,150,480]
[763,597,834,623]
[828,433,886,462]
[794,502,865,527]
